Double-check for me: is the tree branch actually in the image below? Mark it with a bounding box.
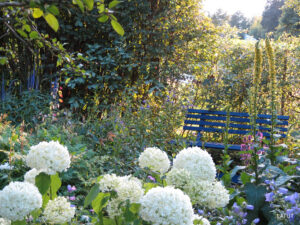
[0,2,26,8]
[4,21,34,54]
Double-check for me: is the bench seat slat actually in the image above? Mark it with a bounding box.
[183,126,287,138]
[192,141,241,151]
[187,109,289,120]
[185,114,289,125]
[184,120,288,132]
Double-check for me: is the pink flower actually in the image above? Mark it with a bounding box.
[240,144,247,151]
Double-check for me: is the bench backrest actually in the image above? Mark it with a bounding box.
[184,109,289,139]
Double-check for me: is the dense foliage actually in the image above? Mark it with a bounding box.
[0,0,299,225]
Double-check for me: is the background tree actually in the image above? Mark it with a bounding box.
[229,11,251,30]
[211,9,230,26]
[276,4,300,36]
[261,0,285,33]
[249,17,265,39]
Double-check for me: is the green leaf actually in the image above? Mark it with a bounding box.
[109,0,120,9]
[275,175,298,186]
[91,192,110,214]
[65,77,71,84]
[29,31,39,39]
[83,0,94,10]
[129,203,141,214]
[50,173,61,199]
[143,182,158,193]
[244,183,267,223]
[32,8,43,18]
[98,4,105,13]
[44,13,59,32]
[75,0,85,12]
[111,19,124,36]
[47,5,60,16]
[84,183,100,208]
[240,172,252,185]
[98,15,109,23]
[0,57,8,65]
[11,220,26,225]
[42,193,50,208]
[23,24,31,32]
[230,165,246,179]
[35,172,51,195]
[17,29,28,38]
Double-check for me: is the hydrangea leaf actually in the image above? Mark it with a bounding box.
[84,183,100,208]
[35,172,51,195]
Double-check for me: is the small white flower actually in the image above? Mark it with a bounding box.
[0,218,11,225]
[193,215,210,225]
[279,144,288,148]
[138,147,170,174]
[0,163,14,170]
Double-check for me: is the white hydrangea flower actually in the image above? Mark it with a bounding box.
[139,186,194,225]
[26,141,71,175]
[184,180,229,209]
[0,218,11,225]
[99,174,129,192]
[99,175,144,218]
[44,196,75,224]
[166,168,192,189]
[0,182,42,221]
[173,147,216,182]
[138,147,170,174]
[24,168,43,184]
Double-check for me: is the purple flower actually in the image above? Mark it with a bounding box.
[246,205,254,210]
[198,209,204,215]
[264,179,270,185]
[67,185,76,192]
[286,209,295,222]
[69,196,76,201]
[240,144,247,151]
[253,218,260,224]
[292,206,300,214]
[233,202,241,214]
[242,219,247,224]
[256,131,263,140]
[225,216,233,220]
[265,192,275,202]
[147,175,156,182]
[70,204,76,207]
[285,193,299,205]
[278,187,288,195]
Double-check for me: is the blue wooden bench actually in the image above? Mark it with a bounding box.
[183,109,289,151]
